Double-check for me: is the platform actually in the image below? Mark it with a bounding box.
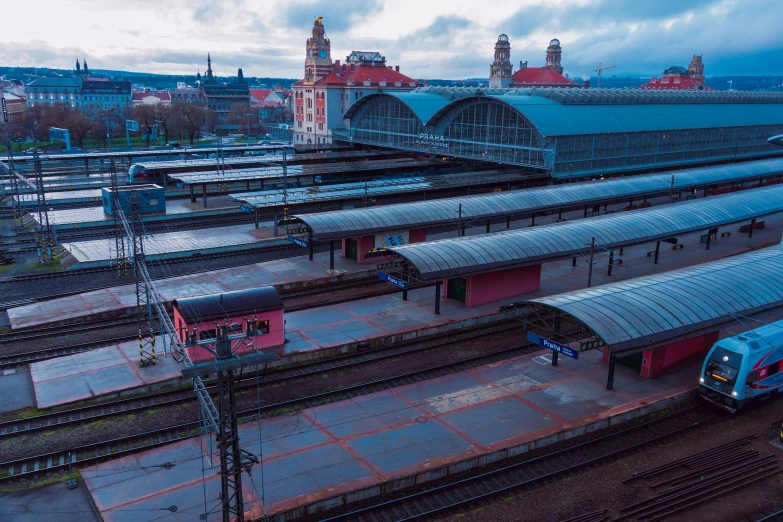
[15,188,103,206]
[8,251,375,330]
[23,224,780,409]
[61,223,278,269]
[80,347,699,522]
[30,341,185,409]
[40,197,242,230]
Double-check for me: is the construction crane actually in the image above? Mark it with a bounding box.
[594,62,616,88]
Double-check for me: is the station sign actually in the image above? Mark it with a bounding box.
[526,332,579,359]
[240,205,255,213]
[176,182,185,188]
[417,133,449,149]
[287,235,308,248]
[378,271,408,289]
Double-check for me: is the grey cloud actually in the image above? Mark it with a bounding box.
[504,0,718,38]
[283,0,383,32]
[192,0,223,23]
[400,15,474,48]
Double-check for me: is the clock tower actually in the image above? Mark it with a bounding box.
[305,16,333,80]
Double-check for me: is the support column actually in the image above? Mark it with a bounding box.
[606,355,616,390]
[190,185,195,203]
[506,215,511,229]
[604,201,608,211]
[486,219,490,233]
[705,230,711,250]
[587,237,596,287]
[202,183,207,208]
[703,186,708,197]
[435,282,441,315]
[629,197,633,207]
[531,215,536,227]
[643,195,648,203]
[256,209,260,230]
[308,236,314,261]
[654,240,661,264]
[572,257,577,267]
[607,250,614,276]
[551,350,558,367]
[749,218,757,238]
[84,158,90,176]
[558,208,562,220]
[329,240,335,270]
[402,288,408,301]
[583,205,588,218]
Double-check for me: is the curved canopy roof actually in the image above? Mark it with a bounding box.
[374,184,783,280]
[173,287,282,323]
[284,158,783,240]
[527,248,783,354]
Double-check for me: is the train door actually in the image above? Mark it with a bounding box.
[345,239,358,261]
[447,277,467,303]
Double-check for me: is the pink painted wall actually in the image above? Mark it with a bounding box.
[464,264,542,308]
[409,228,426,244]
[173,308,285,364]
[341,235,375,263]
[640,330,719,378]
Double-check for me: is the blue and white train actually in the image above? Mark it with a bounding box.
[699,319,783,411]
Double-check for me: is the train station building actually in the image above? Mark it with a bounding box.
[334,88,783,179]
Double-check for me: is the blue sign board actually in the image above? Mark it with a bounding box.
[240,205,255,213]
[526,332,579,359]
[176,182,185,188]
[287,235,308,248]
[378,271,408,289]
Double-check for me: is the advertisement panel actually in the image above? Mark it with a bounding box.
[374,230,409,249]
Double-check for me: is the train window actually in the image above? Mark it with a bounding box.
[770,361,781,376]
[254,320,270,335]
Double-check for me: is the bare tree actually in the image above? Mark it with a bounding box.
[177,103,206,145]
[132,104,157,147]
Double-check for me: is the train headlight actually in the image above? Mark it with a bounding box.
[732,391,738,397]
[699,377,704,383]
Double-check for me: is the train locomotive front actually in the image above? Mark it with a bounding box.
[699,321,783,411]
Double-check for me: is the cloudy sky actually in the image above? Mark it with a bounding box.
[2,0,781,80]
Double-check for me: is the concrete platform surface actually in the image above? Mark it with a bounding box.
[80,348,699,522]
[9,251,372,330]
[40,197,242,229]
[0,368,35,413]
[0,481,101,522]
[61,224,274,268]
[30,339,184,409]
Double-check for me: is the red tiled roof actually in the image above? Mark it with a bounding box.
[250,89,272,101]
[296,64,421,88]
[131,91,172,101]
[510,67,578,87]
[638,75,712,91]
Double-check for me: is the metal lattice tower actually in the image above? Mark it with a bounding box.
[4,141,24,227]
[109,158,128,276]
[118,192,156,366]
[32,151,55,262]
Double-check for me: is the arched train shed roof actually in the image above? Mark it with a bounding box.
[283,158,783,240]
[370,184,783,280]
[344,88,783,137]
[525,248,783,355]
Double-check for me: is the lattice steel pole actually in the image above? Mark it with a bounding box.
[33,151,54,262]
[110,158,128,276]
[122,193,157,367]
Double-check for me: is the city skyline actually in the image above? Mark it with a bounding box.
[1,0,782,80]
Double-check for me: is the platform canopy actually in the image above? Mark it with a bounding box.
[10,144,294,163]
[283,157,783,241]
[131,149,390,172]
[370,184,783,281]
[523,248,783,355]
[169,157,437,186]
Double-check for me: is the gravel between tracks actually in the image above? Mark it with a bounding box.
[435,397,783,522]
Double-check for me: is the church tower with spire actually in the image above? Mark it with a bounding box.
[489,34,513,88]
[205,53,215,83]
[304,17,332,80]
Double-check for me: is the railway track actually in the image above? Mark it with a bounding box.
[315,406,718,522]
[0,319,548,481]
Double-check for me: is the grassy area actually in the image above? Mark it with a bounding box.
[0,470,81,493]
[24,259,62,272]
[0,265,14,274]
